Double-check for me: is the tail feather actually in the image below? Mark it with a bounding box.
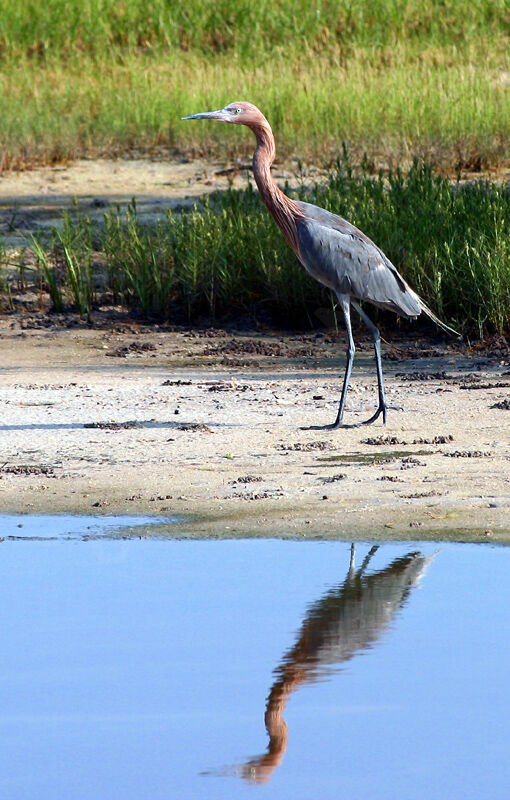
[413,292,460,337]
[403,285,460,336]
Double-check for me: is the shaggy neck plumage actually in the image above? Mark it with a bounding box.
[250,116,303,254]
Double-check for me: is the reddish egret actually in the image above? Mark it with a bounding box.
[183,102,458,428]
[240,544,435,783]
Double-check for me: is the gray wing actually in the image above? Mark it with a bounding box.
[295,201,421,318]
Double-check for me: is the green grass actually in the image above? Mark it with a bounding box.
[0,0,509,168]
[1,0,507,57]
[16,161,510,337]
[0,238,12,310]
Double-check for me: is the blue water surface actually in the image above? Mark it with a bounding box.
[0,517,508,800]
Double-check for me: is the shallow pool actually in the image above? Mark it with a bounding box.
[0,517,508,799]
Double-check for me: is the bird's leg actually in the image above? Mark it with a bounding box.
[304,296,355,430]
[359,545,379,575]
[332,297,357,427]
[348,543,356,578]
[348,543,378,582]
[351,301,402,425]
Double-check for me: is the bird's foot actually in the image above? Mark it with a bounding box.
[301,422,345,431]
[302,417,371,430]
[359,402,403,426]
[302,403,403,430]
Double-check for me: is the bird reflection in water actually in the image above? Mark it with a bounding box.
[240,544,435,784]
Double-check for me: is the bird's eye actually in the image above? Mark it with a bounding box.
[231,107,241,114]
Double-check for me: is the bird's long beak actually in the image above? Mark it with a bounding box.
[182,108,230,122]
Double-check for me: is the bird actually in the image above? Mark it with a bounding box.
[182,102,458,428]
[239,544,436,783]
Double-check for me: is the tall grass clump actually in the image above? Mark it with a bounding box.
[104,203,175,318]
[55,214,94,315]
[31,213,94,314]
[0,239,13,310]
[26,162,510,336]
[101,191,312,323]
[31,236,65,312]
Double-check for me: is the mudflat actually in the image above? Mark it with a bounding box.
[0,322,508,540]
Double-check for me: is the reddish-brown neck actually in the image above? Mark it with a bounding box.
[249,116,303,254]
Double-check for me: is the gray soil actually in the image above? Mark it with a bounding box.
[0,155,316,248]
[0,159,509,541]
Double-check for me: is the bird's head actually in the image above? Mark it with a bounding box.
[182,101,266,127]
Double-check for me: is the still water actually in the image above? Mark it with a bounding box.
[0,515,508,799]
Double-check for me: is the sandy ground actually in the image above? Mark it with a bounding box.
[0,323,509,540]
[0,158,509,540]
[0,156,314,249]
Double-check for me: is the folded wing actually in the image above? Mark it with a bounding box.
[295,201,422,319]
